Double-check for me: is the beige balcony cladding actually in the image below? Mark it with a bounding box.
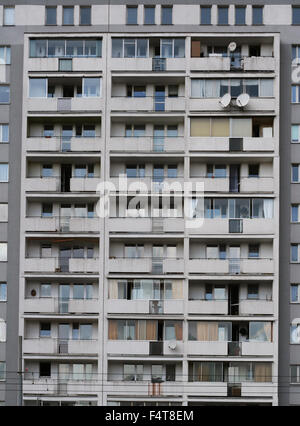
[106,299,184,315]
[188,259,274,275]
[28,57,104,72]
[24,258,99,274]
[189,56,276,72]
[25,217,100,233]
[108,258,184,274]
[27,97,103,112]
[110,97,185,112]
[108,218,184,234]
[107,340,184,357]
[189,98,275,112]
[188,137,275,152]
[23,379,99,395]
[26,137,102,152]
[23,338,98,356]
[188,219,275,235]
[24,298,99,314]
[110,137,185,153]
[110,57,186,72]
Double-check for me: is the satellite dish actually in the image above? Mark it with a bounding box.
[219,93,232,108]
[236,93,250,108]
[228,42,237,52]
[168,341,177,350]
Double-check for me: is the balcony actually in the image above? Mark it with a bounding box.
[190,56,231,72]
[26,137,102,153]
[243,57,276,72]
[25,177,60,192]
[107,340,183,357]
[190,177,274,194]
[187,219,275,235]
[70,177,100,192]
[110,57,186,72]
[110,136,185,153]
[239,299,273,316]
[28,57,104,73]
[110,176,185,193]
[23,338,98,356]
[25,217,100,233]
[188,299,273,316]
[188,258,274,275]
[27,97,103,113]
[110,96,185,113]
[187,341,228,356]
[106,380,184,397]
[106,299,184,315]
[108,257,184,275]
[189,98,275,113]
[188,137,275,153]
[24,257,99,274]
[187,341,273,356]
[108,218,184,234]
[23,378,99,396]
[188,300,228,315]
[24,297,99,315]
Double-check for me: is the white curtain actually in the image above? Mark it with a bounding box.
[263,199,273,219]
[191,79,205,98]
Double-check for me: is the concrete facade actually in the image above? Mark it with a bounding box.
[0,0,298,406]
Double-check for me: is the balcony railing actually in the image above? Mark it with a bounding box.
[26,136,102,153]
[23,337,98,356]
[25,216,100,233]
[24,296,99,314]
[24,257,99,274]
[110,96,185,113]
[188,258,274,275]
[189,176,274,193]
[110,136,185,153]
[109,257,184,274]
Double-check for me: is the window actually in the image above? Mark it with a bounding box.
[201,6,211,25]
[30,39,102,58]
[0,362,5,381]
[218,6,229,25]
[293,7,300,25]
[0,283,7,302]
[42,164,53,178]
[127,85,146,98]
[248,164,259,178]
[291,285,300,303]
[249,322,271,342]
[59,59,72,71]
[124,364,143,381]
[292,86,300,103]
[161,6,172,25]
[291,324,300,343]
[235,6,246,25]
[3,7,14,26]
[40,362,51,377]
[112,38,148,58]
[191,79,273,99]
[0,125,9,143]
[0,86,10,103]
[248,244,260,258]
[253,6,263,25]
[0,320,6,342]
[29,78,47,98]
[40,323,51,338]
[0,204,8,222]
[292,165,300,183]
[0,165,8,182]
[0,244,7,262]
[0,47,11,65]
[80,6,91,25]
[291,244,300,262]
[127,6,138,25]
[292,205,300,223]
[45,7,57,25]
[73,285,85,300]
[144,6,155,25]
[248,284,259,300]
[292,125,300,143]
[63,7,74,25]
[42,203,53,218]
[291,365,300,383]
[83,78,101,97]
[40,284,51,297]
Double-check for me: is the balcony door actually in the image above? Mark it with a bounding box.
[61,126,73,152]
[59,247,71,272]
[229,165,240,193]
[59,285,70,313]
[229,246,240,274]
[154,86,165,111]
[153,126,164,152]
[61,164,72,192]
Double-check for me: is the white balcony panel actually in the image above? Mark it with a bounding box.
[106,299,184,314]
[69,258,99,273]
[23,379,57,395]
[24,298,57,313]
[189,98,275,112]
[25,217,57,232]
[164,300,184,314]
[28,57,104,72]
[68,340,98,355]
[190,57,231,71]
[25,178,59,192]
[243,219,274,235]
[27,138,60,151]
[243,57,276,72]
[25,258,58,273]
[241,259,274,274]
[186,382,228,397]
[188,259,274,275]
[109,218,151,233]
[243,138,275,152]
[107,340,149,356]
[240,178,274,193]
[109,258,152,274]
[241,382,275,398]
[241,342,274,357]
[110,58,186,72]
[70,178,100,192]
[27,97,102,112]
[188,137,275,152]
[239,300,274,316]
[187,341,228,356]
[69,218,100,233]
[189,259,229,274]
[163,341,184,356]
[188,300,228,315]
[110,137,185,153]
[163,258,184,274]
[106,381,184,397]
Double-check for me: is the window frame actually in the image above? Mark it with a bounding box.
[45,6,57,26]
[126,5,138,25]
[252,6,264,25]
[161,6,173,25]
[80,6,92,26]
[3,7,15,26]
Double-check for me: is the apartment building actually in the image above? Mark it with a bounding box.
[0,0,298,407]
